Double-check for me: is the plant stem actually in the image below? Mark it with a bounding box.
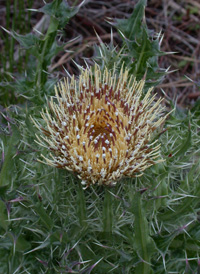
[132,192,153,274]
[77,181,87,228]
[103,188,113,235]
[34,17,57,100]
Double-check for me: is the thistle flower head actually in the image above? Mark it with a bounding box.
[32,65,167,187]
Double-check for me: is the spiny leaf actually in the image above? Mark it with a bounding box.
[114,0,147,40]
[4,30,39,49]
[39,0,81,28]
[173,124,191,158]
[158,180,200,222]
[109,0,167,86]
[34,201,53,230]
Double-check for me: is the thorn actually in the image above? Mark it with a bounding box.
[62,66,72,78]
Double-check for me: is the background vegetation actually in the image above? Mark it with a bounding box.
[0,0,200,273]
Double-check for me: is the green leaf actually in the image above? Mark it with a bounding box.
[50,230,68,244]
[174,125,191,158]
[114,0,147,40]
[110,0,167,88]
[0,200,8,230]
[0,184,9,197]
[159,162,200,222]
[34,201,53,230]
[76,181,87,228]
[94,34,131,74]
[129,29,162,77]
[102,188,113,234]
[0,126,20,187]
[24,239,50,254]
[45,16,59,36]
[44,41,64,62]
[39,0,80,28]
[10,32,39,49]
[153,232,178,256]
[15,235,31,252]
[132,192,155,274]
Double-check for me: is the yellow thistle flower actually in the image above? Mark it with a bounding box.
[32,65,167,188]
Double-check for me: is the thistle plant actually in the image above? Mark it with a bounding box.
[0,0,200,274]
[32,65,167,187]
